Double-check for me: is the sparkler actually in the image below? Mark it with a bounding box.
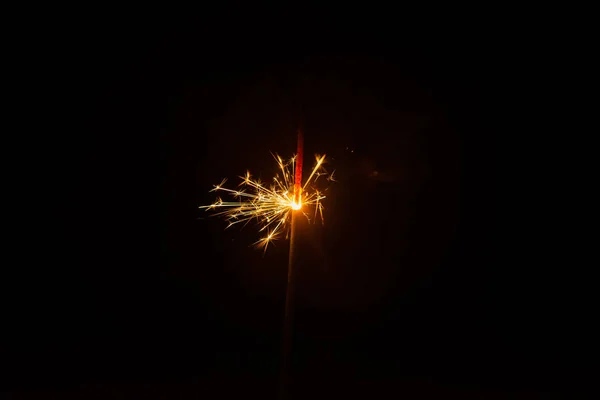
[199,136,333,253]
[200,128,333,399]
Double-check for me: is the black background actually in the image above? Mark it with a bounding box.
[3,10,597,398]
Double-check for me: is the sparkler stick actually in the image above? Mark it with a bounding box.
[293,126,303,206]
[281,126,303,398]
[199,122,334,398]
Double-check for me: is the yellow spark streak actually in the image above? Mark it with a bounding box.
[200,152,331,252]
[302,154,326,190]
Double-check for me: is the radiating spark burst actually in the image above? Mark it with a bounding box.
[200,153,333,253]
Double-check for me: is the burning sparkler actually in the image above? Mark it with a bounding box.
[200,128,331,398]
[199,144,333,253]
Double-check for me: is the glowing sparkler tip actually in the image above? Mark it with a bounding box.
[201,151,331,252]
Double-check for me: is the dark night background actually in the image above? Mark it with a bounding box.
[3,11,597,398]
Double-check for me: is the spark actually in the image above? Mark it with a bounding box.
[200,153,331,252]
